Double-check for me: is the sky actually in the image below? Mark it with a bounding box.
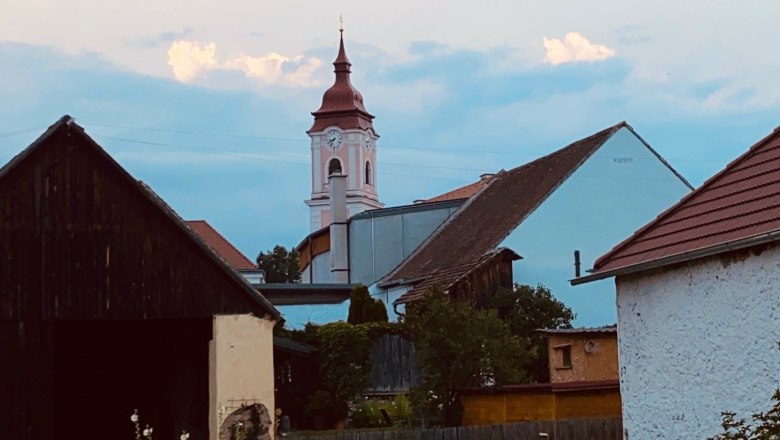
[2,1,780,325]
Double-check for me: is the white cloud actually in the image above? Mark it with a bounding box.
[543,32,615,65]
[167,40,217,82]
[167,39,322,86]
[226,53,323,86]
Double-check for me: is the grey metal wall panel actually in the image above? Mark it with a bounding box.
[401,209,453,257]
[349,219,375,285]
[371,214,405,282]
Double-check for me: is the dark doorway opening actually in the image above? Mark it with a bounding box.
[54,319,212,439]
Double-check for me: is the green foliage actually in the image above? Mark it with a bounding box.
[351,400,385,428]
[489,284,575,382]
[713,341,780,439]
[389,394,413,423]
[351,396,413,428]
[404,288,530,426]
[316,322,373,416]
[307,390,339,418]
[348,285,389,325]
[257,245,301,283]
[713,390,780,439]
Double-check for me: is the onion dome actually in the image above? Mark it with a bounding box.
[309,30,376,133]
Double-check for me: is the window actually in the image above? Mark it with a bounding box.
[553,344,572,369]
[562,345,572,368]
[365,161,372,185]
[328,158,342,176]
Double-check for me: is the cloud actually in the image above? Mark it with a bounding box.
[167,39,322,86]
[543,32,616,65]
[167,40,218,82]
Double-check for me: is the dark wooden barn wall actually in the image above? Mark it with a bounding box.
[0,123,274,439]
[0,321,55,440]
[451,258,514,305]
[0,125,263,320]
[367,334,422,395]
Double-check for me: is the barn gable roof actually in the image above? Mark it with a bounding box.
[0,116,281,320]
[575,125,780,284]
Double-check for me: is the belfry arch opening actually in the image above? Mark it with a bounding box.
[328,158,342,176]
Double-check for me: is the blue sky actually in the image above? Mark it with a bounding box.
[2,1,780,325]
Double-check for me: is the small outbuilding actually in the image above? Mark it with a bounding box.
[0,117,281,440]
[573,126,780,438]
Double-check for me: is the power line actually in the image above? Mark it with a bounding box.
[93,135,479,183]
[0,125,47,139]
[80,120,729,164]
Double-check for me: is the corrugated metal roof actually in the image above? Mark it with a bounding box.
[538,326,617,334]
[587,125,780,277]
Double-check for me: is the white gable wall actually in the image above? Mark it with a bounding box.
[616,246,780,439]
[501,127,691,325]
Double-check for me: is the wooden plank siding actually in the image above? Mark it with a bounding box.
[286,418,623,440]
[0,118,277,321]
[0,118,279,439]
[367,334,422,395]
[461,387,621,426]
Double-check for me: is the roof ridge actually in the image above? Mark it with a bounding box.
[381,122,623,287]
[632,202,780,244]
[378,166,504,286]
[592,126,780,271]
[653,189,780,228]
[0,117,280,320]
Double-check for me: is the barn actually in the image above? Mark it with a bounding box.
[0,116,282,440]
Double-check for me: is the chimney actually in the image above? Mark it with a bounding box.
[329,172,349,283]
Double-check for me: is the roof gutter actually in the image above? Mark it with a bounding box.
[571,230,780,286]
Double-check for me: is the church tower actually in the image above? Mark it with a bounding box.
[305,29,382,231]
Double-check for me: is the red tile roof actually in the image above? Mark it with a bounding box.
[583,125,780,280]
[423,174,495,203]
[186,220,257,271]
[382,122,631,301]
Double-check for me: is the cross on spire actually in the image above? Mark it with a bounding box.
[339,14,344,33]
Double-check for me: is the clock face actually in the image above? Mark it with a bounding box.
[325,129,342,148]
[363,134,373,149]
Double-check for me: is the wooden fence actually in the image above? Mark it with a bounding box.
[367,334,422,395]
[287,417,623,440]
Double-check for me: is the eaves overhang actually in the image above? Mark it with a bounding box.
[571,229,780,286]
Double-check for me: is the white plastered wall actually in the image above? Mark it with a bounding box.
[616,246,780,439]
[210,314,276,439]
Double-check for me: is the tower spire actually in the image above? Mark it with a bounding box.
[334,15,351,72]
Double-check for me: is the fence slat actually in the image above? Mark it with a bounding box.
[287,417,622,440]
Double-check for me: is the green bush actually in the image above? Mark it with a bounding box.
[389,394,412,424]
[351,400,385,428]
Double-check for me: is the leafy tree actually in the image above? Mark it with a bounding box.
[348,285,388,324]
[489,284,575,382]
[404,288,530,426]
[315,322,373,419]
[257,245,301,283]
[713,342,780,439]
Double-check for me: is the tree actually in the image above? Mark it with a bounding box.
[404,288,530,426]
[257,245,301,283]
[713,342,780,439]
[489,284,575,382]
[348,285,388,324]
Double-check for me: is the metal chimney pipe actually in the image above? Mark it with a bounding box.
[574,250,581,278]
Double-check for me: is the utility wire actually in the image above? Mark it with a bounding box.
[80,120,727,163]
